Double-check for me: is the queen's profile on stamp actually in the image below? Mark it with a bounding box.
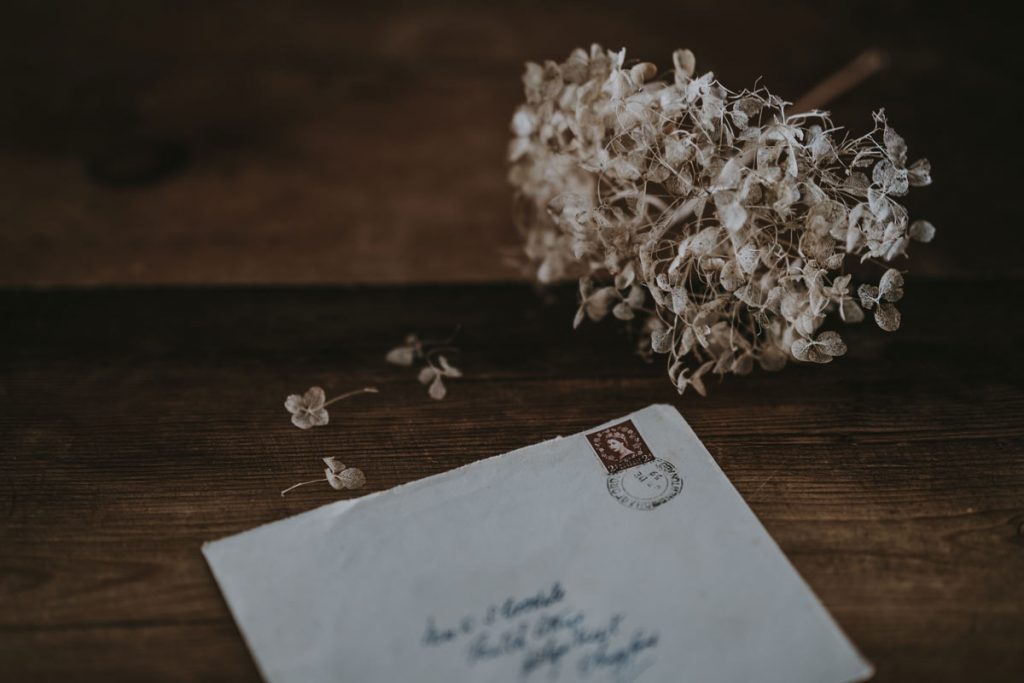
[585,420,655,474]
[605,436,636,460]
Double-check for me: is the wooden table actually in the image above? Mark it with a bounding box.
[1,282,1022,681]
[2,1,1022,680]
[0,2,1019,286]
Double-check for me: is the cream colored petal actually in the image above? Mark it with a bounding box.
[303,386,326,410]
[291,412,315,430]
[284,394,304,414]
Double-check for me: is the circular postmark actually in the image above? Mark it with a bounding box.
[606,458,683,511]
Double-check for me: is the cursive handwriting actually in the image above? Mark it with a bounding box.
[420,583,658,680]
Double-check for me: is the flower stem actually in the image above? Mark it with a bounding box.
[322,387,379,407]
[792,48,888,114]
[424,346,459,363]
[421,325,462,348]
[280,478,322,496]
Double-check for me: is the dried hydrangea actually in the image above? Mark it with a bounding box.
[280,457,366,496]
[387,331,464,400]
[509,45,935,395]
[284,386,378,429]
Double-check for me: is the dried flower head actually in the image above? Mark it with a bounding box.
[285,386,330,429]
[509,45,935,394]
[418,355,463,400]
[284,386,378,429]
[281,456,367,496]
[386,330,464,400]
[331,466,366,490]
[385,334,424,367]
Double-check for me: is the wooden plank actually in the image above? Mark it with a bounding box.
[0,1,1017,285]
[0,281,1022,681]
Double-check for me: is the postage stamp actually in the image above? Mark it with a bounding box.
[585,420,655,474]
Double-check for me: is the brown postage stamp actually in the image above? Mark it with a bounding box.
[585,420,655,474]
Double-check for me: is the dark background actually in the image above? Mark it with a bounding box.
[0,0,1017,284]
[1,2,1022,682]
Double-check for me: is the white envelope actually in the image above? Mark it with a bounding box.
[204,404,872,683]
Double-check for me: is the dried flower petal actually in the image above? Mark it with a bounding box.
[883,125,908,167]
[386,346,416,366]
[337,467,366,490]
[907,159,932,186]
[874,302,901,331]
[437,355,462,378]
[714,192,747,231]
[428,375,447,400]
[736,243,760,274]
[858,284,880,310]
[840,298,865,323]
[715,259,740,291]
[879,269,904,302]
[612,301,635,320]
[816,331,847,357]
[673,49,696,79]
[325,468,346,490]
[625,285,646,309]
[791,338,816,362]
[758,346,788,371]
[651,327,672,354]
[418,366,437,385]
[386,334,422,366]
[909,219,935,243]
[322,456,346,474]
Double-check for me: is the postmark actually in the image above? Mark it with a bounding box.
[606,459,683,511]
[585,420,655,474]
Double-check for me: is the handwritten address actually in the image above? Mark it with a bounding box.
[421,582,658,681]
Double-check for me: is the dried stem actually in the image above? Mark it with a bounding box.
[792,48,889,113]
[280,479,322,496]
[322,387,379,408]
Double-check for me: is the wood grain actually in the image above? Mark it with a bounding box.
[0,0,1019,285]
[1,2,1020,680]
[1,281,1022,681]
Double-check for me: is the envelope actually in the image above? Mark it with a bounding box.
[204,404,872,683]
